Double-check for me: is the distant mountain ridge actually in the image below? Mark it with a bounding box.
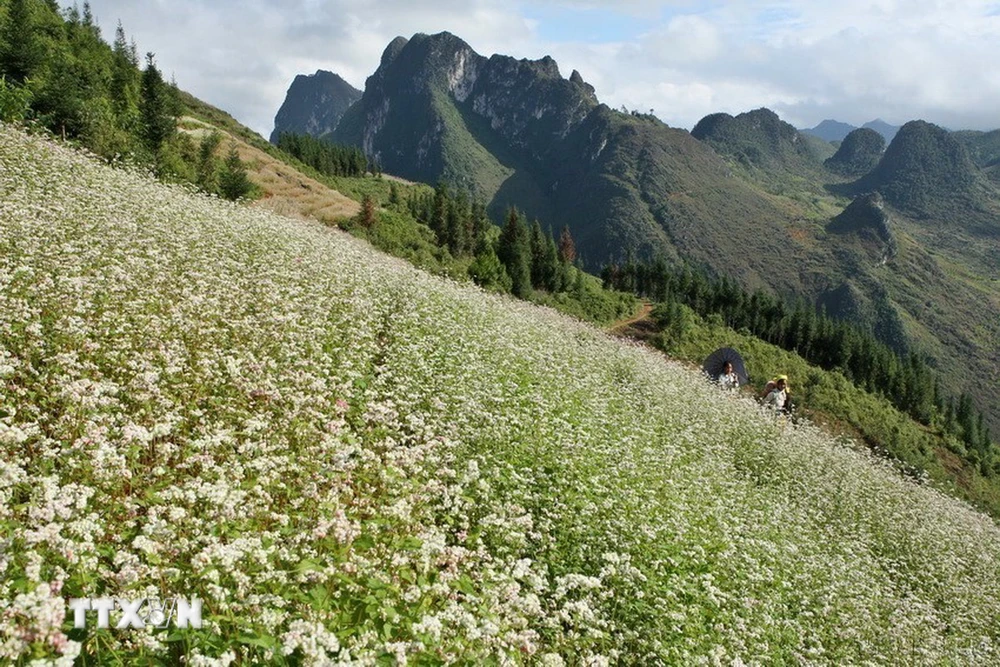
[802,119,857,142]
[802,118,900,144]
[270,70,361,143]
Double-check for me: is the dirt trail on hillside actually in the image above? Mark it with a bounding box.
[608,301,656,340]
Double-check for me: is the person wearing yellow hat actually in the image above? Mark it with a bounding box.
[761,375,789,412]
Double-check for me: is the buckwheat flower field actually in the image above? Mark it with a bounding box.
[2,124,1000,666]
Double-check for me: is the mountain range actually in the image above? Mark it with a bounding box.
[801,118,901,143]
[271,31,1000,435]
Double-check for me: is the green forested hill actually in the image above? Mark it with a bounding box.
[824,127,885,177]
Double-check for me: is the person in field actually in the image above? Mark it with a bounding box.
[717,361,740,391]
[761,375,789,412]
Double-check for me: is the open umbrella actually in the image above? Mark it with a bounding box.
[702,347,749,387]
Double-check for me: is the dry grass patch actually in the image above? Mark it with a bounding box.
[178,122,360,224]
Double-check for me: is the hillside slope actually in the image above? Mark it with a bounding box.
[177,115,360,224]
[4,126,1000,665]
[281,34,1000,439]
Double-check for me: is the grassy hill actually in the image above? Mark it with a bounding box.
[824,128,885,177]
[4,123,1000,665]
[199,100,1000,518]
[691,108,828,187]
[172,81,1000,514]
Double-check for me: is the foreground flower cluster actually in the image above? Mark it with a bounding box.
[2,124,1000,665]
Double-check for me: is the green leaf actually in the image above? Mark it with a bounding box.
[296,559,323,574]
[238,633,278,649]
[310,584,330,608]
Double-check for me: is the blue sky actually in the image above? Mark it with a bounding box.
[65,1,1000,139]
[522,5,658,42]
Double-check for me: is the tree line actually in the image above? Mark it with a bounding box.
[274,132,369,178]
[0,0,254,200]
[340,180,633,323]
[404,184,580,298]
[601,257,996,471]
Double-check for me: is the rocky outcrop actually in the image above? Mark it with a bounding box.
[330,31,599,174]
[827,192,897,265]
[270,70,362,143]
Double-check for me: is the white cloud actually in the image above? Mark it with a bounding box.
[71,0,1000,137]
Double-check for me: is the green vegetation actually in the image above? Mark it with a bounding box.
[690,107,831,195]
[824,127,885,177]
[274,131,369,178]
[952,128,1000,167]
[6,124,1000,665]
[336,178,635,324]
[847,120,984,217]
[217,143,257,201]
[603,258,1000,514]
[0,0,255,200]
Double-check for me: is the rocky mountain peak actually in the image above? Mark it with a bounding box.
[269,70,362,143]
[330,32,599,179]
[380,36,409,67]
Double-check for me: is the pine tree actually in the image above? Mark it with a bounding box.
[431,183,448,242]
[356,194,377,229]
[470,201,491,254]
[498,208,532,299]
[446,196,467,256]
[139,52,175,155]
[0,0,45,84]
[218,144,253,201]
[468,246,512,293]
[529,220,547,289]
[957,393,975,443]
[558,225,577,265]
[544,232,561,291]
[110,21,140,131]
[196,131,222,192]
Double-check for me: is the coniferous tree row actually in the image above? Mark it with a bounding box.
[0,0,253,197]
[601,258,995,468]
[273,132,368,178]
[406,183,491,259]
[404,185,576,297]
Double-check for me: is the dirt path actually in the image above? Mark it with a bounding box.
[608,301,656,340]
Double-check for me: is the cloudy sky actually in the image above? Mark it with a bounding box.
[66,1,1000,139]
